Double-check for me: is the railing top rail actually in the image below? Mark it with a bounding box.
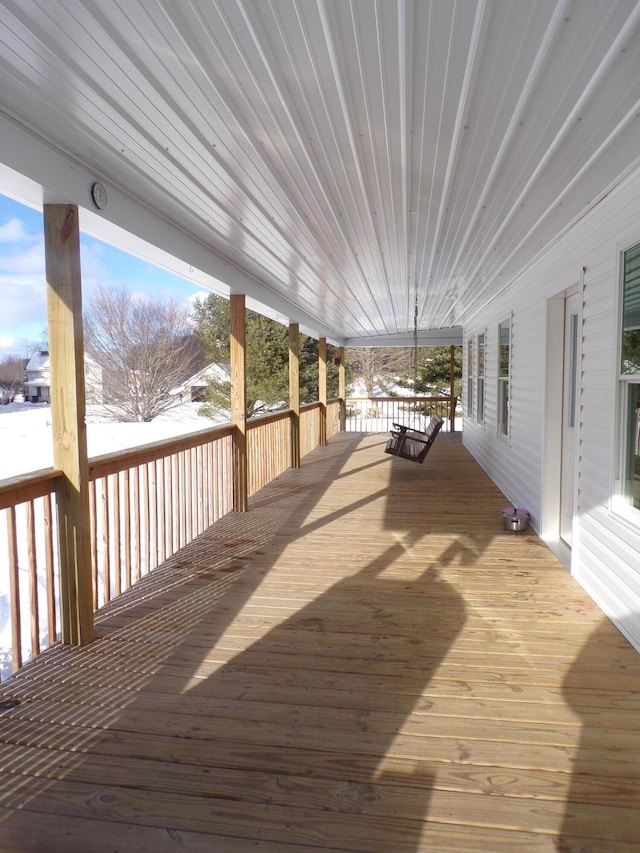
[346,395,455,402]
[89,422,235,479]
[0,467,61,510]
[247,408,291,429]
[245,398,342,426]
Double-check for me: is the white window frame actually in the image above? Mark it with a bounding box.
[615,240,640,518]
[477,331,485,425]
[466,336,474,418]
[497,316,511,440]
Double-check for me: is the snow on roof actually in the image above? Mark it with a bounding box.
[25,350,50,371]
[171,362,231,395]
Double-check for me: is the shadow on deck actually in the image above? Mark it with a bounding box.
[0,432,639,851]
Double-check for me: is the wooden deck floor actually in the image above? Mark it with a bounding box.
[1,432,640,852]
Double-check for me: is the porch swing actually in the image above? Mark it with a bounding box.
[384,298,444,463]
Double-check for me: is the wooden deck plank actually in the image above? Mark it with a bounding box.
[0,810,589,853]
[1,433,640,851]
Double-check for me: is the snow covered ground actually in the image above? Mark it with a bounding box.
[0,401,223,480]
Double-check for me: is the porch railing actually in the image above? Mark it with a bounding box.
[345,396,458,433]
[0,398,344,680]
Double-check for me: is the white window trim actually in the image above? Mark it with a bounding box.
[497,315,512,443]
[477,330,486,426]
[466,335,475,419]
[613,238,640,523]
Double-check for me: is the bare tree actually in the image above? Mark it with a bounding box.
[84,285,202,422]
[345,347,411,396]
[0,355,25,404]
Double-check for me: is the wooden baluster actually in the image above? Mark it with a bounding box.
[133,466,141,584]
[89,480,98,611]
[113,474,121,597]
[124,469,131,590]
[102,477,111,604]
[43,494,57,645]
[7,507,22,673]
[26,500,40,659]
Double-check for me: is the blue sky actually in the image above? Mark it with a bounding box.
[0,193,209,361]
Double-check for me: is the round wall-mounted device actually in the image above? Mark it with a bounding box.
[91,181,108,210]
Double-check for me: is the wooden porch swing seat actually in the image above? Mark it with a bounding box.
[385,414,444,463]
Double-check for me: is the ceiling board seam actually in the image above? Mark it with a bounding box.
[315,0,392,330]
[419,0,486,328]
[345,1,400,333]
[398,0,410,333]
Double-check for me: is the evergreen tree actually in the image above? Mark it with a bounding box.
[398,346,462,396]
[192,293,339,419]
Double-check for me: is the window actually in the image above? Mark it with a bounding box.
[477,332,485,424]
[619,241,640,510]
[466,338,474,417]
[498,318,511,437]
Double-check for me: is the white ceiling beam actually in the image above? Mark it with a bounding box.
[344,328,463,348]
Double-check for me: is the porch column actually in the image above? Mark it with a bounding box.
[44,203,93,645]
[449,345,456,432]
[319,337,327,445]
[289,322,300,468]
[337,346,346,431]
[230,294,248,512]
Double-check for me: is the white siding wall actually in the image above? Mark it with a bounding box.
[463,165,640,650]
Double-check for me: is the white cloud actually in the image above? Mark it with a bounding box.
[0,273,46,316]
[0,242,45,275]
[186,290,211,306]
[0,206,49,356]
[0,217,31,243]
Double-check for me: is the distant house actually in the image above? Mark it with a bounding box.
[23,350,50,403]
[171,363,231,403]
[23,350,103,404]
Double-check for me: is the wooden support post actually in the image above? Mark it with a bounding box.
[230,294,248,512]
[289,323,300,468]
[337,346,346,431]
[319,336,327,446]
[449,344,456,433]
[44,204,93,645]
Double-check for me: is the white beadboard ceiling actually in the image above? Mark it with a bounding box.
[1,0,640,345]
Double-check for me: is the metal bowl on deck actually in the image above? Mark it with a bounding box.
[502,511,529,532]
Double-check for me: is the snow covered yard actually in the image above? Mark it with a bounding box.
[0,401,221,480]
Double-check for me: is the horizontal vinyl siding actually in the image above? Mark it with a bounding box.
[465,287,548,527]
[463,163,640,651]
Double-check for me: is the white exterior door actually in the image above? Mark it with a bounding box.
[560,292,580,546]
